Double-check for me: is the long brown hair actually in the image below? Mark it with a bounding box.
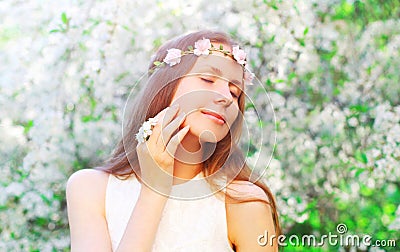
[96,30,281,235]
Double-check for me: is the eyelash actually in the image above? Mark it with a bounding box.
[200,78,240,98]
[231,92,239,98]
[201,77,214,83]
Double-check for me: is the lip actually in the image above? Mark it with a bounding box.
[201,109,226,124]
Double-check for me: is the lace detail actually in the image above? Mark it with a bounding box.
[105,173,234,252]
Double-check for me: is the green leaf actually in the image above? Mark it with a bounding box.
[153,61,162,66]
[350,104,369,113]
[35,217,48,226]
[297,38,305,47]
[355,167,366,178]
[320,49,336,61]
[265,78,273,87]
[61,12,68,25]
[383,203,396,215]
[115,71,130,82]
[334,1,354,20]
[360,184,374,197]
[309,208,321,229]
[288,72,297,80]
[355,150,368,164]
[303,27,309,35]
[23,120,34,134]
[81,115,93,122]
[268,35,275,43]
[40,194,52,205]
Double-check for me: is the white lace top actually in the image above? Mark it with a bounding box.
[105,172,235,251]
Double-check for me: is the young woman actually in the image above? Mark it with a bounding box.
[67,30,280,251]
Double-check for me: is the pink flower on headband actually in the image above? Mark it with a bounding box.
[163,48,182,66]
[156,38,254,85]
[232,46,246,65]
[194,38,211,56]
[244,71,254,85]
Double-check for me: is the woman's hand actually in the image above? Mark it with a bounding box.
[136,104,189,195]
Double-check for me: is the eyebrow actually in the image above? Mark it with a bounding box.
[208,66,243,87]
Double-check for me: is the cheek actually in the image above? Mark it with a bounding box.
[170,80,190,104]
[172,98,203,115]
[170,78,202,104]
[182,113,231,142]
[226,105,240,125]
[170,89,209,113]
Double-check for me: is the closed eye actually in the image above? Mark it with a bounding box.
[200,77,214,83]
[230,91,239,98]
[230,84,241,99]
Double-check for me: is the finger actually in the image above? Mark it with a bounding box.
[158,112,186,148]
[161,104,180,128]
[153,104,180,144]
[153,104,174,120]
[165,125,190,156]
[147,105,179,145]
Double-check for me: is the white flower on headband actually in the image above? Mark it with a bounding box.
[194,38,211,56]
[163,48,182,66]
[232,46,246,65]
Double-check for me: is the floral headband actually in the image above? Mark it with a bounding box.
[152,38,254,85]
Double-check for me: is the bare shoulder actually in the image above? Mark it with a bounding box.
[226,181,277,251]
[67,169,110,192]
[67,169,114,250]
[67,168,109,185]
[66,169,110,212]
[225,180,270,203]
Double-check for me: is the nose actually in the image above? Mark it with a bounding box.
[214,95,233,107]
[213,80,233,107]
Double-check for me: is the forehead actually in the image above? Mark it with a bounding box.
[188,54,244,87]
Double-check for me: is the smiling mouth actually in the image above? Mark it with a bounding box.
[201,110,225,125]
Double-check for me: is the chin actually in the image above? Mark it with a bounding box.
[187,126,229,143]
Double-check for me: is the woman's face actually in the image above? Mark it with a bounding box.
[170,44,244,143]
